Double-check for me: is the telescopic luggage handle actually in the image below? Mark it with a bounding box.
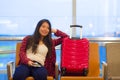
[70,25,83,39]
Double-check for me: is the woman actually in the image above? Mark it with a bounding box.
[13,19,68,80]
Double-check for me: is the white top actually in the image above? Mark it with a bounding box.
[26,44,48,66]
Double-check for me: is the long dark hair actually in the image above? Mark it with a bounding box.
[26,19,52,57]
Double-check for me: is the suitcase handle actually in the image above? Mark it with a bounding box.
[70,25,82,28]
[70,25,82,39]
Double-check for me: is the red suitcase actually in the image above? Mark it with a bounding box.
[61,25,89,76]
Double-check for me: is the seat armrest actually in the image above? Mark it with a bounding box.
[111,77,120,80]
[55,62,59,80]
[7,61,15,80]
[102,61,107,80]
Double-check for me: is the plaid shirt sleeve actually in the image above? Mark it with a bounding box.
[53,29,69,46]
[19,36,31,65]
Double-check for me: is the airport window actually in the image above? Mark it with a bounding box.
[77,0,120,37]
[0,0,72,35]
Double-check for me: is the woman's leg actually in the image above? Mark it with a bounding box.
[13,65,30,80]
[32,67,48,80]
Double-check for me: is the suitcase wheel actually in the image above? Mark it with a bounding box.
[61,67,66,76]
[83,68,88,76]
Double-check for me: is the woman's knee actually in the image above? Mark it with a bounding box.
[32,67,48,78]
[13,65,30,80]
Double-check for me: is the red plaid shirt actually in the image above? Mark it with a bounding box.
[19,29,68,77]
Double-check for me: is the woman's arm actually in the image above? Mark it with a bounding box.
[52,29,69,46]
[19,36,31,65]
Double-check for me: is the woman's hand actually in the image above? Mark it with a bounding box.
[28,60,34,66]
[52,28,57,33]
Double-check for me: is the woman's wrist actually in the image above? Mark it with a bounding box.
[52,29,57,33]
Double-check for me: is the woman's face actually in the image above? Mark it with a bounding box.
[39,22,50,37]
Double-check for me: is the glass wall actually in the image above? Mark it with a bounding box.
[1,0,120,37]
[76,0,120,37]
[0,0,72,35]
